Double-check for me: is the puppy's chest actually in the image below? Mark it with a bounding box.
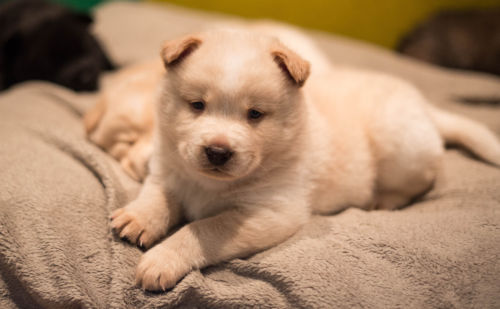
[173,182,233,221]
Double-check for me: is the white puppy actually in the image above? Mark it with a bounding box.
[110,27,500,291]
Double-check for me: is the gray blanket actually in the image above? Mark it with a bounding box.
[1,2,499,308]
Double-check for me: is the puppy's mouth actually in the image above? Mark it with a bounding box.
[199,167,236,180]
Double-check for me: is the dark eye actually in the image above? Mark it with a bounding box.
[248,109,263,120]
[190,101,205,111]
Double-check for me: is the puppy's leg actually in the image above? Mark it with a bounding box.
[374,134,443,210]
[370,100,444,210]
[120,133,154,182]
[110,176,181,248]
[136,205,308,291]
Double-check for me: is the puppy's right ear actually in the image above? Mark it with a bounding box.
[160,35,202,67]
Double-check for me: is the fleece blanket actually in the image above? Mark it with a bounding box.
[1,2,499,308]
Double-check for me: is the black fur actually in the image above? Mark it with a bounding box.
[0,0,114,91]
[397,8,500,77]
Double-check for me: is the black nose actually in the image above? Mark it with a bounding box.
[205,145,233,166]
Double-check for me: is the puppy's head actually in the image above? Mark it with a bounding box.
[159,30,310,182]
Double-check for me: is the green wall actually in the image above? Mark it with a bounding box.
[151,0,500,48]
[50,0,106,12]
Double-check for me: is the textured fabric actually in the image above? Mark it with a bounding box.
[1,2,499,308]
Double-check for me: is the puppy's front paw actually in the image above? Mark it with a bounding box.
[135,245,191,291]
[110,203,168,248]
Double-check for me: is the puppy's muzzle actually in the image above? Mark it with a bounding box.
[204,145,233,166]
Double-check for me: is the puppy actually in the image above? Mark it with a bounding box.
[397,8,500,76]
[108,28,500,291]
[0,0,114,91]
[84,60,162,181]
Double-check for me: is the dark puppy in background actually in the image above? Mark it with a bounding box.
[398,8,500,77]
[398,8,500,105]
[0,0,114,92]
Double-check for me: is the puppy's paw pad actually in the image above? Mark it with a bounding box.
[135,247,189,291]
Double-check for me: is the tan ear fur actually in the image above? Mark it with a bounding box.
[160,35,202,67]
[271,42,310,87]
[83,98,106,135]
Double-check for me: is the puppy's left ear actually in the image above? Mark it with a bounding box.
[271,42,310,87]
[161,35,202,67]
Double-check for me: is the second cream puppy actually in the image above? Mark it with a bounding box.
[84,60,162,181]
[108,28,500,291]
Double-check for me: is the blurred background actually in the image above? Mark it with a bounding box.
[1,0,500,92]
[53,0,500,48]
